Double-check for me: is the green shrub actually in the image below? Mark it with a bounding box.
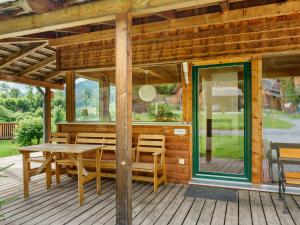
[149,104,178,122]
[15,116,43,146]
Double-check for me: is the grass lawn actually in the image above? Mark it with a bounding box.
[0,140,19,158]
[200,135,244,160]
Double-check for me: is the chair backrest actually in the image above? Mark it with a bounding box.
[279,148,300,159]
[136,134,165,162]
[48,132,69,144]
[75,133,116,145]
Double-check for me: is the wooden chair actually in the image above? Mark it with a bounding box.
[277,145,300,213]
[132,134,167,192]
[98,133,117,178]
[27,132,69,183]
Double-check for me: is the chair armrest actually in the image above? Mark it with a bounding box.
[152,149,166,156]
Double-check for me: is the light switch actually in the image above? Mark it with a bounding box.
[179,158,185,165]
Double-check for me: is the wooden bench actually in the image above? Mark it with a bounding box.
[132,134,167,192]
[268,142,300,182]
[277,145,300,213]
[28,132,69,183]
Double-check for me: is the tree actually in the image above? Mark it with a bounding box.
[281,78,299,105]
[9,88,21,98]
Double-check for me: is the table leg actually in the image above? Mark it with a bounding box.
[55,153,61,184]
[96,149,101,195]
[22,151,30,198]
[77,153,84,206]
[45,152,52,189]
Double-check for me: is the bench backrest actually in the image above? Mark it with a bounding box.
[75,133,116,147]
[136,134,165,162]
[279,148,300,159]
[48,132,69,144]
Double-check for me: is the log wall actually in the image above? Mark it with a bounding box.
[57,123,192,184]
[57,14,300,71]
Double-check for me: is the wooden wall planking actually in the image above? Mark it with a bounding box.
[57,14,300,71]
[57,123,192,183]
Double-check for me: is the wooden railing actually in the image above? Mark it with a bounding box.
[0,122,17,140]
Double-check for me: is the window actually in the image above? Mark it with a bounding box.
[75,77,100,121]
[262,54,300,184]
[74,63,183,122]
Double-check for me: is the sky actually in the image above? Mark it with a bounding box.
[0,81,28,92]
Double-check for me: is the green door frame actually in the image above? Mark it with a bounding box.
[192,62,252,182]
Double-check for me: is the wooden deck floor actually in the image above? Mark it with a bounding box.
[0,155,300,225]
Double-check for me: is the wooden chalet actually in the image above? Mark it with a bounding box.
[0,0,300,224]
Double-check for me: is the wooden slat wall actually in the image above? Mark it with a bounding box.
[57,13,300,70]
[57,123,192,183]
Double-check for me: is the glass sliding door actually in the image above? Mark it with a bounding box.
[192,62,251,182]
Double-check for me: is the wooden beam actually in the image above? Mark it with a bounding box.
[65,71,75,122]
[0,0,222,39]
[49,1,300,47]
[0,73,64,90]
[155,10,176,20]
[220,0,229,12]
[115,12,132,225]
[252,56,263,184]
[43,71,63,81]
[0,38,47,44]
[18,55,56,77]
[0,42,48,69]
[43,87,52,143]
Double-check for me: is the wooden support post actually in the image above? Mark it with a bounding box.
[99,76,111,121]
[251,57,263,184]
[66,71,75,122]
[115,12,133,225]
[43,87,51,143]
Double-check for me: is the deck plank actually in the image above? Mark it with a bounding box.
[238,190,252,225]
[103,183,154,225]
[260,192,281,225]
[182,198,205,225]
[271,193,296,225]
[133,185,177,225]
[64,183,144,225]
[3,180,96,224]
[197,199,216,225]
[154,187,187,225]
[34,180,116,225]
[224,201,238,225]
[168,197,194,225]
[210,200,227,225]
[141,185,183,225]
[249,191,266,225]
[286,195,300,225]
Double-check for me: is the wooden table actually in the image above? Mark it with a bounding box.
[19,143,102,206]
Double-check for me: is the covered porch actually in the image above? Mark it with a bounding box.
[0,0,300,224]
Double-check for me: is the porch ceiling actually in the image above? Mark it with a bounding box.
[0,0,297,89]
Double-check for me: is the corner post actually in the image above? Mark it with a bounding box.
[251,56,263,184]
[115,12,133,225]
[66,71,75,122]
[43,87,51,143]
